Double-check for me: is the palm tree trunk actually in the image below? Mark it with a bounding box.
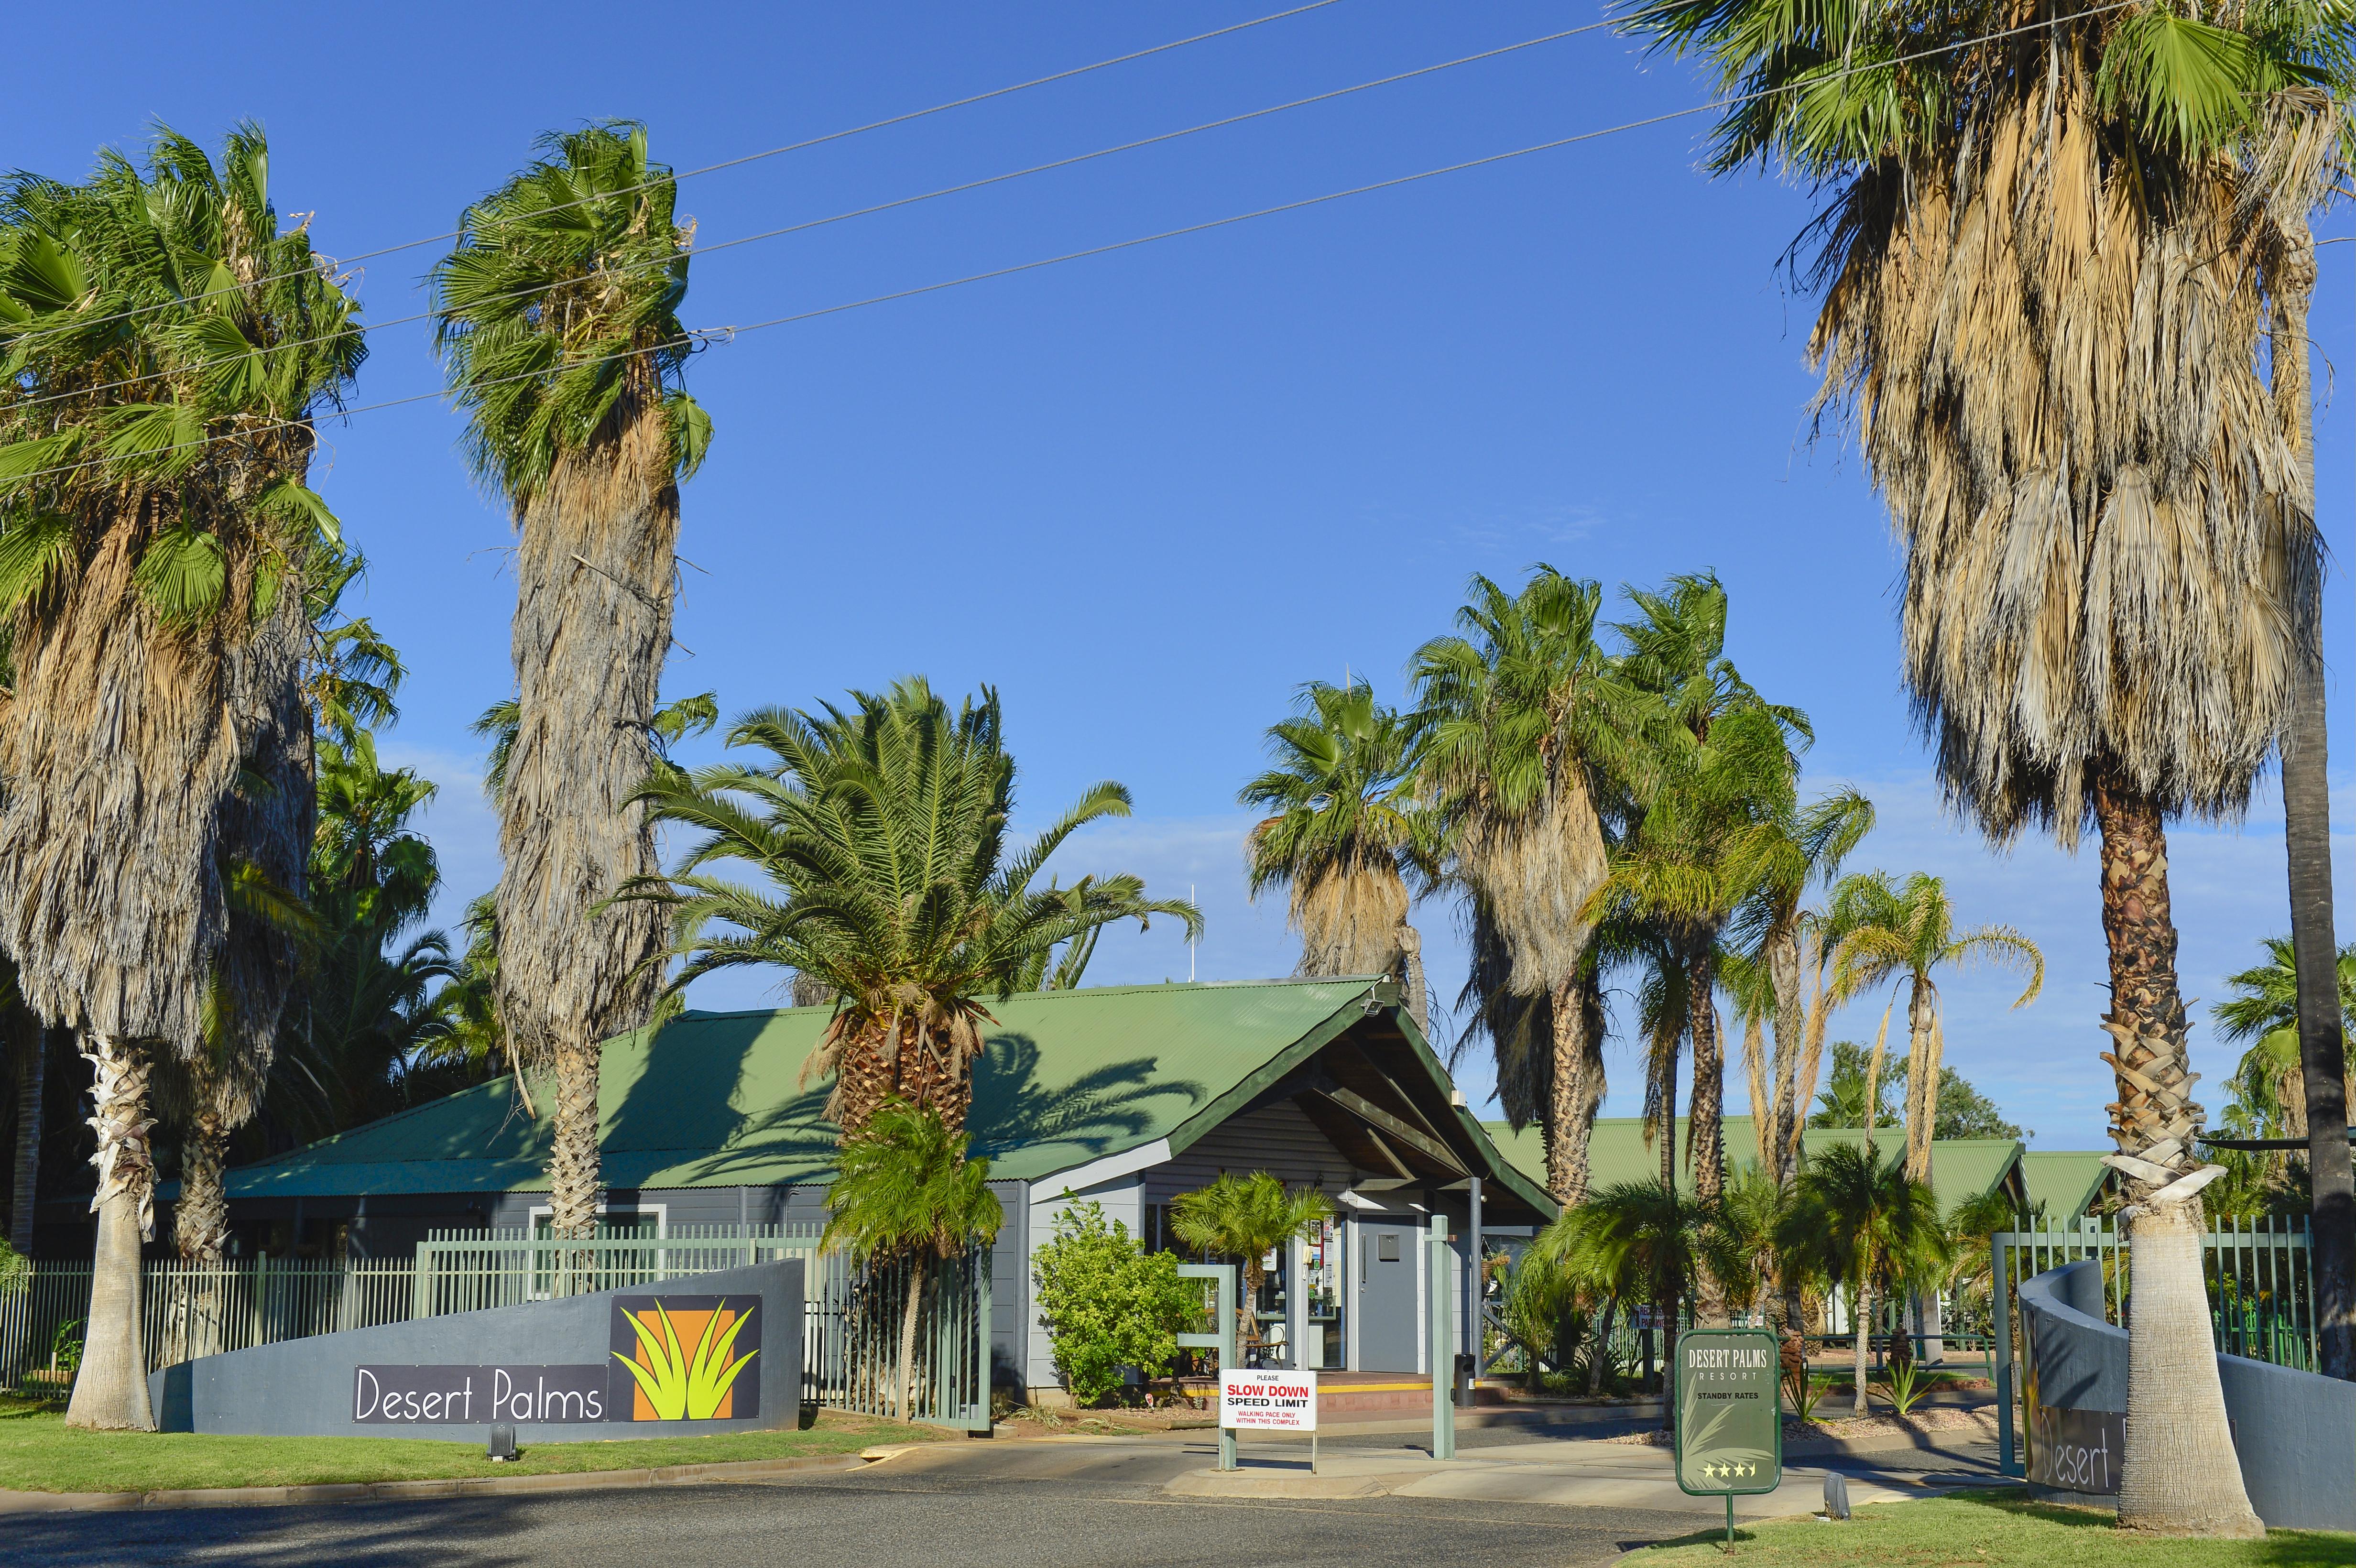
[2271,234,2354,1381]
[898,1253,926,1420]
[1547,976,1593,1205]
[1588,1294,1618,1394]
[1767,925,1804,1187]
[2090,775,2263,1536]
[1850,1273,1871,1418]
[496,401,676,1240]
[9,1020,43,1253]
[1902,981,1934,1181]
[64,1035,155,1432]
[1788,944,1832,1183]
[174,1105,229,1268]
[1685,947,1725,1207]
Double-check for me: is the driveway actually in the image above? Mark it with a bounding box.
[4,1425,2005,1568]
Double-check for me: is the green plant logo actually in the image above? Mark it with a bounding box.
[609,1296,760,1421]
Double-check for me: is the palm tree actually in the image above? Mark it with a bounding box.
[821,1100,1003,1420]
[1412,569,1638,1205]
[1241,680,1433,1035]
[2214,937,2356,1143]
[628,681,1199,1136]
[0,126,360,1429]
[5,965,45,1254]
[1167,1171,1333,1356]
[1591,574,1809,1226]
[431,123,711,1243]
[1827,873,2043,1184]
[1623,0,2348,1525]
[1542,1179,1708,1407]
[1777,1142,1947,1418]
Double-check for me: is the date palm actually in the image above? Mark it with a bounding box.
[1625,0,2351,1529]
[822,1100,1002,1420]
[0,126,360,1428]
[1777,1141,1947,1418]
[431,123,711,1242]
[628,681,1200,1136]
[1412,569,1638,1205]
[1242,680,1433,1035]
[1828,872,2043,1183]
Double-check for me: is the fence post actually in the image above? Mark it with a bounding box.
[1430,1214,1455,1461]
[1993,1232,2019,1478]
[410,1244,432,1321]
[971,1241,994,1433]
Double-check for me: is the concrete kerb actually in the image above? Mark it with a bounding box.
[0,1448,884,1515]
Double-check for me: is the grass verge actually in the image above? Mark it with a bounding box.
[0,1406,950,1494]
[1632,1491,2356,1565]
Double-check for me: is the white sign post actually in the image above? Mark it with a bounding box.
[1219,1368,1320,1472]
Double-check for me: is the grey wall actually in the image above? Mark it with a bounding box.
[2018,1259,2356,1531]
[151,1261,802,1443]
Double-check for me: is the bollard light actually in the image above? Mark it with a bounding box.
[488,1423,518,1463]
[1822,1471,1851,1520]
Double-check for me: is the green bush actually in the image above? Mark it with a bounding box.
[1032,1200,1199,1405]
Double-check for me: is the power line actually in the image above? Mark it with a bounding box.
[1,0,1349,348]
[0,1,2155,495]
[6,19,1611,417]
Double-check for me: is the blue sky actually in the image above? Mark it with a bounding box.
[17,2,2352,1150]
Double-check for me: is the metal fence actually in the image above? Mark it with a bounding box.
[1992,1216,2316,1474]
[0,1258,416,1385]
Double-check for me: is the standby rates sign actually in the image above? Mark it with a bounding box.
[1220,1368,1317,1430]
[1672,1328,1782,1496]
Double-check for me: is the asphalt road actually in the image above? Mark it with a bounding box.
[7,1437,1724,1568]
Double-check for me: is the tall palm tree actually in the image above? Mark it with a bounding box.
[1624,0,2349,1528]
[1777,1141,1947,1418]
[1725,789,1875,1191]
[2214,937,2356,1143]
[1586,701,1801,1229]
[0,126,360,1429]
[628,681,1200,1136]
[821,1100,1003,1419]
[1827,872,2044,1184]
[1168,1171,1334,1353]
[431,123,710,1243]
[1412,569,1638,1205]
[1241,680,1433,1035]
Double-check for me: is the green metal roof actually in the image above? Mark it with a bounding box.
[2020,1149,2114,1224]
[229,979,1550,1214]
[1483,1117,2028,1216]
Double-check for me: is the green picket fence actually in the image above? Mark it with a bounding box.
[412,1225,992,1431]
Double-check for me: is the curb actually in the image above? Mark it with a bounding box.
[0,1450,875,1515]
[1164,1468,1388,1501]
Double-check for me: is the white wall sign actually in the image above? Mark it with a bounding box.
[1220,1368,1317,1431]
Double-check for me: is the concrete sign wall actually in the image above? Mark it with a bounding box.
[151,1261,801,1441]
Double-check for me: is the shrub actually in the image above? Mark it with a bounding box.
[1032,1200,1199,1405]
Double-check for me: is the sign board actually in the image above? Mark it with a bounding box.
[151,1263,798,1441]
[2026,1404,2123,1494]
[1673,1328,1782,1496]
[1220,1368,1317,1431]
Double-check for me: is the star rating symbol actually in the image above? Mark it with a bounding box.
[1699,1462,1758,1481]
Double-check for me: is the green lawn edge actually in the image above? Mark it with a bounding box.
[1631,1491,2356,1566]
[0,1408,952,1494]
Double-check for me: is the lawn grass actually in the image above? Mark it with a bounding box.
[1633,1492,2356,1565]
[0,1405,950,1494]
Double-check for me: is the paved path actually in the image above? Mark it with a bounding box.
[5,1427,2007,1568]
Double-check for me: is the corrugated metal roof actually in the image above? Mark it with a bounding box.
[229,979,1550,1213]
[2020,1149,2114,1223]
[1483,1116,2029,1215]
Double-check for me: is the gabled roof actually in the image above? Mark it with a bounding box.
[2021,1149,2115,1224]
[1483,1116,2028,1216]
[229,979,1552,1216]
